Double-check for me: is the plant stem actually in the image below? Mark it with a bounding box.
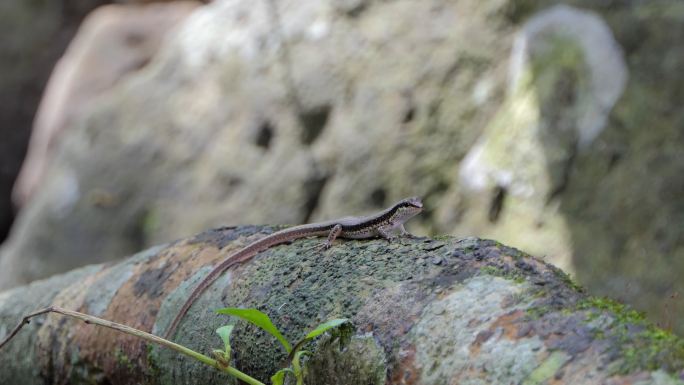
[0,306,266,385]
[293,351,304,385]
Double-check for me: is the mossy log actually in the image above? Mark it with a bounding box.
[1,226,683,384]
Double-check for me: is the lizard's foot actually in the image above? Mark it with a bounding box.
[303,241,333,253]
[382,236,397,244]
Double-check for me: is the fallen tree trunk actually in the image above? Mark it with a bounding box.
[0,225,683,385]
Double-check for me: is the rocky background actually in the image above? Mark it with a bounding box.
[0,0,109,242]
[0,0,682,337]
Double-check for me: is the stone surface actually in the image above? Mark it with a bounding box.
[0,0,110,243]
[0,0,682,336]
[0,0,202,242]
[1,230,683,384]
[456,4,629,273]
[12,2,200,207]
[0,0,506,288]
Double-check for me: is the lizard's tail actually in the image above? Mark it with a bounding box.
[162,228,307,340]
[163,256,236,340]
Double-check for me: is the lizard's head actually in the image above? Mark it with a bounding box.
[393,196,424,222]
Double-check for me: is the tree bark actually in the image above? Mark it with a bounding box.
[0,226,682,385]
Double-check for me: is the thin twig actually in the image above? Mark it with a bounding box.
[0,307,53,350]
[0,306,266,385]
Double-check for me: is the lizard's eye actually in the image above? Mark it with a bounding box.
[406,197,423,208]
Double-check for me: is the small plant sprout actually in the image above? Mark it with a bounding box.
[270,368,295,385]
[212,325,234,369]
[216,307,352,385]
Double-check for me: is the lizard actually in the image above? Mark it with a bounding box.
[163,196,424,339]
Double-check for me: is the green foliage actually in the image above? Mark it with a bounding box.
[212,325,234,369]
[281,319,351,384]
[304,318,348,340]
[321,319,353,352]
[288,318,351,356]
[216,308,352,384]
[216,325,234,353]
[216,308,292,353]
[290,350,310,385]
[270,368,293,385]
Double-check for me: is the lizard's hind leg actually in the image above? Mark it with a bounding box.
[301,224,343,253]
[320,224,342,250]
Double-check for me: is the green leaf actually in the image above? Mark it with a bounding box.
[303,318,349,340]
[216,325,234,353]
[270,368,293,385]
[289,319,352,360]
[216,308,292,353]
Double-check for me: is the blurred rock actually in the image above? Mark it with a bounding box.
[0,0,204,243]
[0,0,110,243]
[13,1,201,208]
[457,4,629,274]
[450,1,684,334]
[0,0,682,336]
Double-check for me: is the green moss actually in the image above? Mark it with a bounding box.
[522,351,571,385]
[146,344,162,380]
[550,266,584,293]
[305,335,386,385]
[577,297,644,323]
[525,305,552,320]
[431,234,453,241]
[577,297,684,374]
[479,265,526,284]
[115,348,136,372]
[593,329,606,340]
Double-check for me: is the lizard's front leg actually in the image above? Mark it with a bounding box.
[378,225,397,242]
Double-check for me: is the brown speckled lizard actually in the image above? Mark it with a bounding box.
[164,196,424,339]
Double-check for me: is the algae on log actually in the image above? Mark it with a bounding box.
[0,226,683,385]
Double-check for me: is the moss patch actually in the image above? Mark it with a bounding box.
[114,348,136,373]
[550,267,585,293]
[578,297,684,374]
[522,351,571,385]
[479,265,526,284]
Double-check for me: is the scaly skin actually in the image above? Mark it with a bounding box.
[163,197,424,339]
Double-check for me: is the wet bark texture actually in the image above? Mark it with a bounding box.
[0,226,682,385]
